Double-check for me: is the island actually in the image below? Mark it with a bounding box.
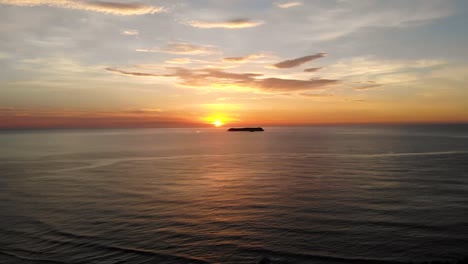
[227,127,264,132]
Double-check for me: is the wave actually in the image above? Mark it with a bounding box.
[43,151,468,172]
[205,243,404,264]
[0,219,211,264]
[0,250,67,264]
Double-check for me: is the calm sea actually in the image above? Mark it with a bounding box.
[1,125,467,264]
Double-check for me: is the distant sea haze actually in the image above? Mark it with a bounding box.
[1,125,467,264]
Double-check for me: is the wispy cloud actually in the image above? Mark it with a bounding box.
[0,0,165,15]
[353,84,382,91]
[321,57,447,84]
[187,18,264,29]
[300,93,333,98]
[304,67,322,73]
[126,108,162,114]
[105,66,339,93]
[306,1,454,41]
[273,53,327,68]
[136,42,219,55]
[0,107,15,113]
[121,29,139,36]
[223,53,266,63]
[256,78,337,92]
[165,58,193,64]
[276,2,303,9]
[105,67,169,77]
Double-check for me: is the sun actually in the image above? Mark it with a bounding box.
[213,120,224,127]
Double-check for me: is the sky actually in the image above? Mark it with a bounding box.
[1,0,468,128]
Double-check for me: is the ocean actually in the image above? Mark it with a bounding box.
[1,125,467,264]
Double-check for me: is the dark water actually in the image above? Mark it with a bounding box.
[1,125,467,264]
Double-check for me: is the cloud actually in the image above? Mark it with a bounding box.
[304,67,322,72]
[223,54,265,63]
[0,0,165,15]
[353,84,382,91]
[0,107,15,115]
[166,67,262,88]
[344,98,366,102]
[256,78,338,92]
[187,18,264,29]
[304,1,454,41]
[276,2,303,8]
[320,57,447,85]
[165,58,193,64]
[300,93,333,97]
[105,67,169,77]
[273,53,327,68]
[0,109,199,129]
[105,66,339,92]
[0,107,14,111]
[126,108,162,114]
[121,29,139,36]
[136,42,219,55]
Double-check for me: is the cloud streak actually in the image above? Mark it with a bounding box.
[0,109,198,129]
[136,42,219,55]
[0,0,165,15]
[165,58,193,64]
[187,18,264,29]
[304,67,322,72]
[121,29,139,36]
[354,84,382,91]
[105,67,170,77]
[300,93,333,98]
[276,2,303,8]
[126,108,162,114]
[273,53,327,68]
[223,54,265,63]
[305,1,454,41]
[256,78,337,92]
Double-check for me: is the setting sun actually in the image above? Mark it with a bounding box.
[213,120,224,127]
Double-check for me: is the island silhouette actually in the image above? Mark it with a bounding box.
[227,127,264,132]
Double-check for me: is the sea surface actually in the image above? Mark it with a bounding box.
[1,125,467,264]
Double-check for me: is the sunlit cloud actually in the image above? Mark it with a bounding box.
[0,0,165,15]
[201,103,241,111]
[105,66,339,93]
[167,67,262,88]
[276,2,303,8]
[256,78,338,92]
[273,53,327,68]
[165,58,193,64]
[187,18,264,29]
[121,29,139,36]
[136,42,219,55]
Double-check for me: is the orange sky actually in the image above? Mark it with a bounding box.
[1,0,467,128]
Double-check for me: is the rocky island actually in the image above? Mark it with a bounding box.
[227,127,264,132]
